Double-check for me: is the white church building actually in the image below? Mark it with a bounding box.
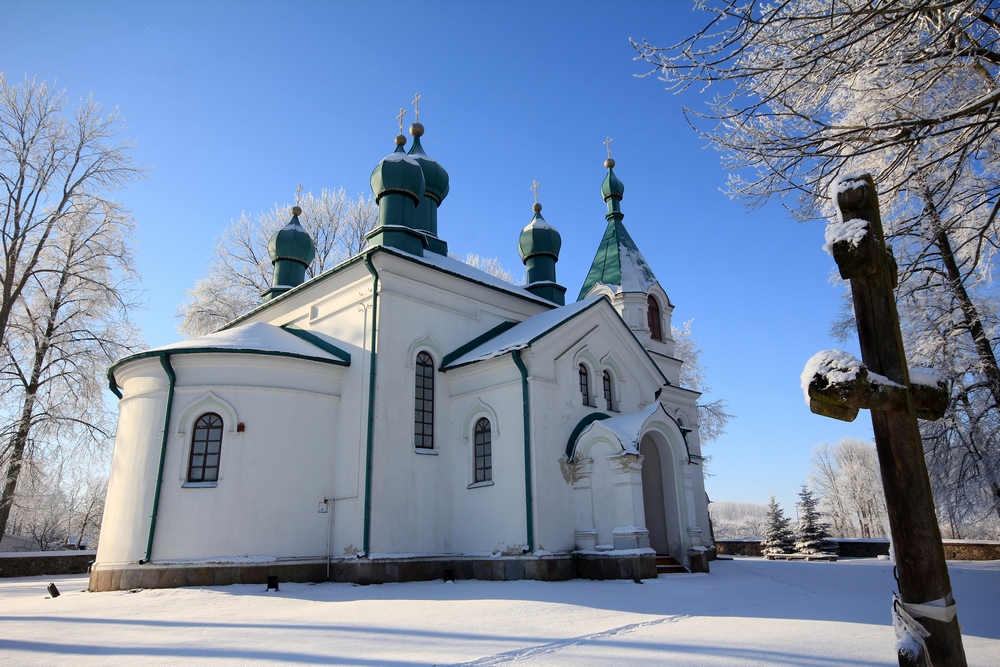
[89,121,713,591]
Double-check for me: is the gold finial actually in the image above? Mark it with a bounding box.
[412,93,421,122]
[291,206,302,216]
[530,180,540,203]
[396,107,406,134]
[604,137,615,168]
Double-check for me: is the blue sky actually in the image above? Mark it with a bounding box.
[4,1,872,512]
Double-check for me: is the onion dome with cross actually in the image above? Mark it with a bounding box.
[406,93,450,255]
[367,106,428,255]
[262,206,317,302]
[518,181,566,306]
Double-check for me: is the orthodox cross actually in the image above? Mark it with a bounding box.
[396,108,406,134]
[412,93,421,122]
[530,180,540,204]
[803,174,966,667]
[604,136,613,158]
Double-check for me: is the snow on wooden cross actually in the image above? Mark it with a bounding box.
[804,173,967,667]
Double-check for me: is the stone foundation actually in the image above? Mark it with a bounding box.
[88,551,659,592]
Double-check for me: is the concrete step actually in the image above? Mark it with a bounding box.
[655,555,689,574]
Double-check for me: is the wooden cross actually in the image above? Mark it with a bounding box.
[396,108,406,134]
[604,136,613,158]
[530,180,540,203]
[412,93,421,121]
[804,174,966,667]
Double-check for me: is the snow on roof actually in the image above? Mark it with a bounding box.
[578,219,659,300]
[443,296,604,369]
[408,249,552,304]
[579,402,664,454]
[524,215,555,231]
[154,322,348,365]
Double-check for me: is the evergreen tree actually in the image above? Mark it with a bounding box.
[761,493,795,556]
[795,485,837,555]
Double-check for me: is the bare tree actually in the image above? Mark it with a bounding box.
[708,500,769,538]
[672,319,733,443]
[0,198,141,541]
[0,74,143,355]
[178,188,378,337]
[636,0,1000,520]
[811,439,889,538]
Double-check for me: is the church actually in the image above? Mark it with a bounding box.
[89,117,713,591]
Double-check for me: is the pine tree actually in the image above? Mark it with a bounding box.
[761,493,795,556]
[795,485,837,555]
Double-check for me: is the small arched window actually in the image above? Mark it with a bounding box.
[414,351,435,449]
[579,364,592,407]
[188,413,223,483]
[474,417,492,483]
[647,295,663,341]
[603,370,614,411]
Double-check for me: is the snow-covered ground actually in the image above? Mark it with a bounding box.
[1,557,998,666]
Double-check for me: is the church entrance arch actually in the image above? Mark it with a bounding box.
[640,432,681,557]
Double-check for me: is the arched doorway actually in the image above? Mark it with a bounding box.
[640,433,681,557]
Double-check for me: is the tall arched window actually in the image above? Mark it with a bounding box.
[603,370,614,411]
[188,413,223,483]
[414,351,435,449]
[474,417,492,483]
[647,295,663,341]
[579,364,592,406]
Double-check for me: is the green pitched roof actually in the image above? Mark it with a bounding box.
[577,217,658,301]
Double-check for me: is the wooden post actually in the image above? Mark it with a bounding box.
[806,174,967,667]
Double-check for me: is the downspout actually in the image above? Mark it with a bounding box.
[511,350,534,553]
[142,353,175,564]
[362,254,379,556]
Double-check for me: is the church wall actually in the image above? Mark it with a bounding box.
[445,361,529,554]
[97,358,171,564]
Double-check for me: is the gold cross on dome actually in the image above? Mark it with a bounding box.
[530,180,540,203]
[396,108,406,134]
[412,93,422,121]
[604,136,613,158]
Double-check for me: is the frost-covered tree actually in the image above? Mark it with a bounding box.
[810,439,888,538]
[672,320,733,443]
[177,188,378,337]
[637,0,1000,523]
[709,499,768,538]
[0,74,143,363]
[0,197,141,541]
[795,485,837,555]
[448,252,522,285]
[761,493,796,556]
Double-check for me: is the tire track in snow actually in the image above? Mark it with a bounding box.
[445,614,690,666]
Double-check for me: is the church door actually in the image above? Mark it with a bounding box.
[640,434,671,555]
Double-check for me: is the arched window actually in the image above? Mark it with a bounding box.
[603,370,614,411]
[188,413,223,483]
[647,295,663,341]
[414,351,435,449]
[474,417,492,483]
[579,364,592,407]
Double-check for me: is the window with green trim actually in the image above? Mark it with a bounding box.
[579,364,592,407]
[414,351,435,449]
[474,417,492,483]
[188,413,223,482]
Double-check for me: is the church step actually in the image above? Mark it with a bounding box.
[655,555,689,574]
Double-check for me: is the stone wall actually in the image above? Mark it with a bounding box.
[715,538,1000,560]
[0,550,96,578]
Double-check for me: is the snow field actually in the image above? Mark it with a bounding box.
[1,557,997,666]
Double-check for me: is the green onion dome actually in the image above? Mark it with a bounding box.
[518,202,562,262]
[370,135,426,204]
[601,157,625,201]
[268,206,316,267]
[407,123,449,204]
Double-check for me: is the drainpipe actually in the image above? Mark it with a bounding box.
[511,350,534,553]
[142,353,175,564]
[362,254,380,556]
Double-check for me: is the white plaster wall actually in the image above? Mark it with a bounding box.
[96,358,170,564]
